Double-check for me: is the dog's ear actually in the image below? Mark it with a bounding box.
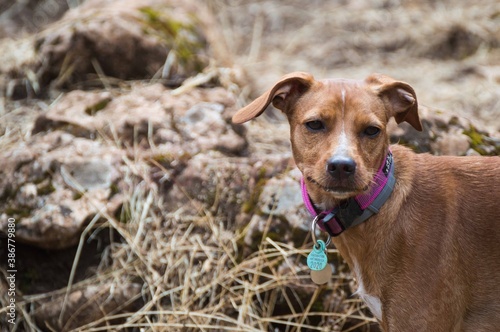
[366,74,423,131]
[232,72,314,124]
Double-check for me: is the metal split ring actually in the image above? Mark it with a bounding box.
[311,215,332,248]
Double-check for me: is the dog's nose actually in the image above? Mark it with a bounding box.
[327,156,357,178]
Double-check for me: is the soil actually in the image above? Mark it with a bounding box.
[0,228,116,295]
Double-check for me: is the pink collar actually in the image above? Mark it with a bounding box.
[301,150,395,236]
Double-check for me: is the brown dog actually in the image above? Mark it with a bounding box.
[232,72,500,331]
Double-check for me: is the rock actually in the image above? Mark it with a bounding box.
[0,0,70,38]
[433,130,471,156]
[0,76,263,332]
[243,169,311,249]
[61,160,113,191]
[34,282,142,331]
[1,81,247,249]
[259,169,310,231]
[165,151,292,228]
[37,0,210,88]
[422,24,484,60]
[33,83,242,152]
[32,90,113,137]
[178,102,247,154]
[389,106,500,156]
[0,131,124,249]
[0,0,222,98]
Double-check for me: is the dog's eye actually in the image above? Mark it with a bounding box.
[364,126,380,137]
[305,120,325,132]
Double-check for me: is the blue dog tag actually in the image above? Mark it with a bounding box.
[307,240,328,271]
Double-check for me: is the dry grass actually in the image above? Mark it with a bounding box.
[5,154,375,331]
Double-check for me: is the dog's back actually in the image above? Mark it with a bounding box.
[386,145,500,331]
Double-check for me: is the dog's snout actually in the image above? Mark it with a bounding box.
[327,156,357,178]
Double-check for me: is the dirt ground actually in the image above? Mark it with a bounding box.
[211,0,499,141]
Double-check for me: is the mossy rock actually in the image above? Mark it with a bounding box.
[139,6,208,80]
[3,1,213,94]
[463,125,500,156]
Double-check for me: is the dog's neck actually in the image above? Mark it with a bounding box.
[301,150,395,237]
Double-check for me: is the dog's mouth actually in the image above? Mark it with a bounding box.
[307,176,366,197]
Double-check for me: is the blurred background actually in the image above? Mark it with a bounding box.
[0,0,498,331]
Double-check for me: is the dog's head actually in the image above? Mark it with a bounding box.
[233,72,422,205]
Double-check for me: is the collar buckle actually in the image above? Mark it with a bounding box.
[317,210,345,237]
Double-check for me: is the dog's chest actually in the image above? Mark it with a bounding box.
[353,260,383,321]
